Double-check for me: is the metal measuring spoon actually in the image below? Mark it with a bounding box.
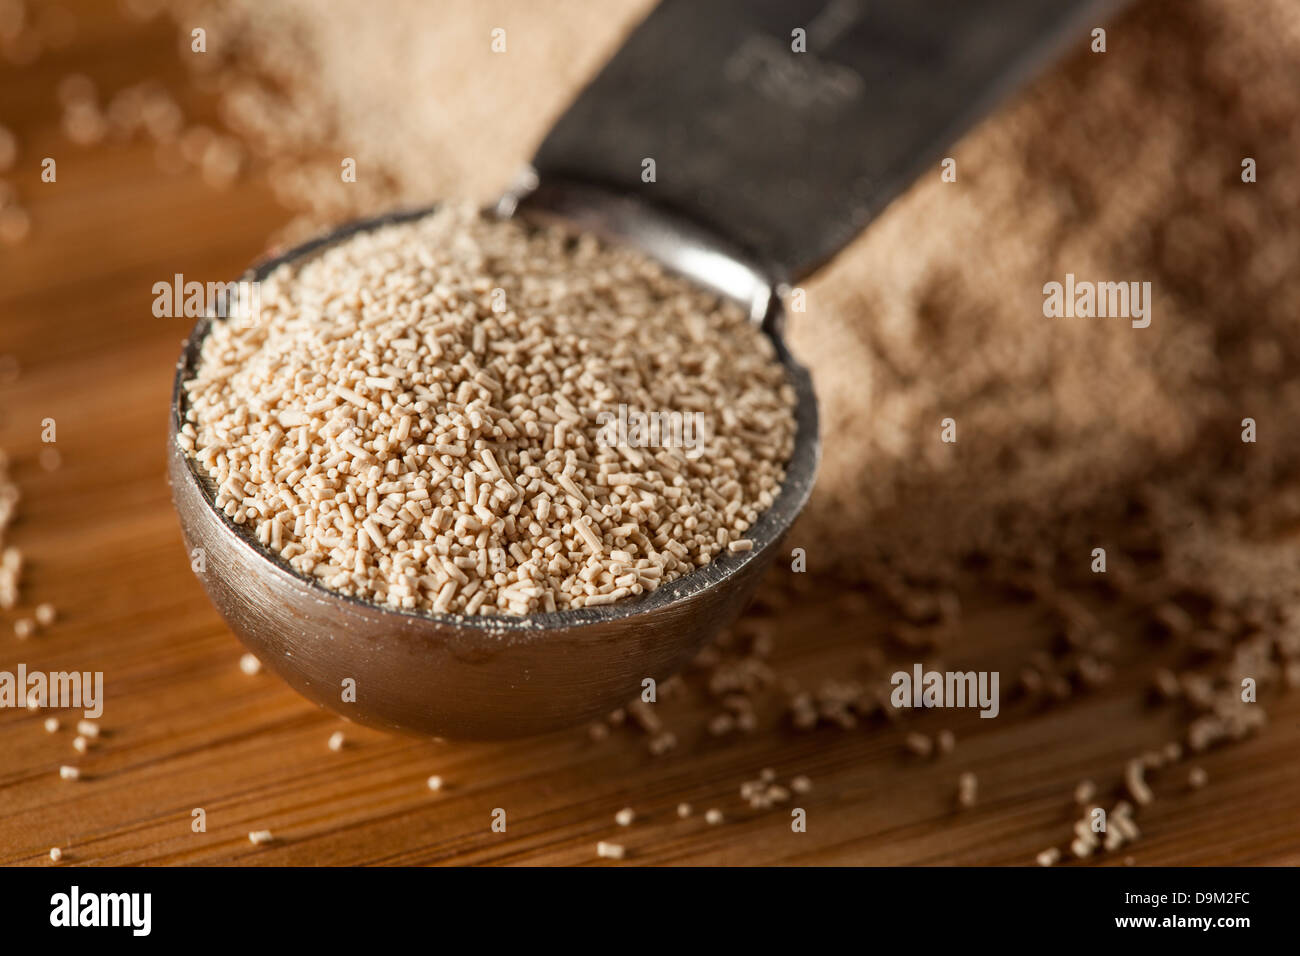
[169,0,1119,738]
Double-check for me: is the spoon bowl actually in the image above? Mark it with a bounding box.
[168,183,820,739]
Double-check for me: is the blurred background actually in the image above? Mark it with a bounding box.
[1,0,1298,865]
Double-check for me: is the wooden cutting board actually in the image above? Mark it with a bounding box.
[1,1,1298,866]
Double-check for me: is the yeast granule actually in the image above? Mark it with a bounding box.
[181,205,796,617]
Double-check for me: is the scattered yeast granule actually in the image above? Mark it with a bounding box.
[956,772,978,808]
[182,206,796,617]
[1124,758,1155,807]
[327,730,344,751]
[48,847,62,863]
[248,829,274,845]
[238,652,261,675]
[595,841,625,860]
[425,775,443,792]
[614,807,634,827]
[647,731,677,756]
[904,732,932,757]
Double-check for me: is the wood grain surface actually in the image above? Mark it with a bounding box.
[1,2,1298,867]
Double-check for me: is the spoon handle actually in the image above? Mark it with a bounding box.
[531,0,1125,282]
